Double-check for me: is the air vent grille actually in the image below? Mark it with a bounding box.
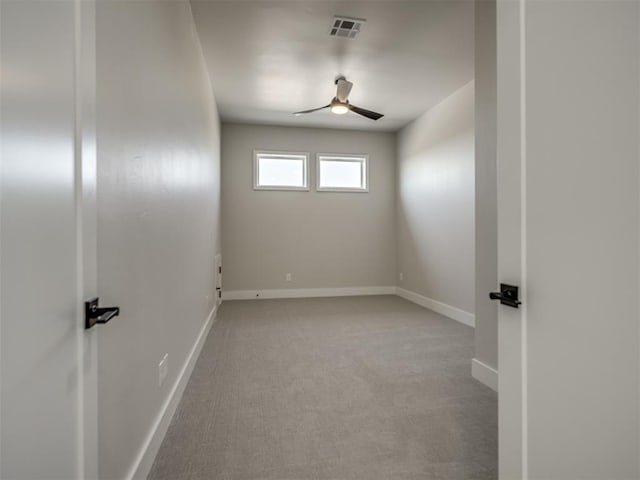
[330,16,366,39]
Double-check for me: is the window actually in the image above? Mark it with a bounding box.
[253,151,309,190]
[317,154,368,192]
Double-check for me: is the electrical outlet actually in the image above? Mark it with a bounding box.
[399,272,404,281]
[158,354,168,387]
[285,273,292,282]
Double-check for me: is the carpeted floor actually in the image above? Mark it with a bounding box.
[148,295,497,480]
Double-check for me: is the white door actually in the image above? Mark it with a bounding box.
[0,0,99,478]
[497,1,639,478]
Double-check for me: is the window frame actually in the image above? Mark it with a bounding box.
[253,150,310,191]
[316,153,369,193]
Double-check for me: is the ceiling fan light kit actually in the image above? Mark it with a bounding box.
[293,77,384,121]
[330,99,349,115]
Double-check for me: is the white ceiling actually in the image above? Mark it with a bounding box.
[191,1,474,132]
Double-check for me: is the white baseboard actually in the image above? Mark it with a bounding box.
[395,287,475,328]
[472,358,498,392]
[222,285,396,301]
[127,303,219,480]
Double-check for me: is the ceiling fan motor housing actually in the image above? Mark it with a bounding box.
[331,97,348,107]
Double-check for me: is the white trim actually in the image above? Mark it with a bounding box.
[395,287,475,328]
[472,358,499,392]
[253,150,310,191]
[637,2,640,474]
[316,153,369,193]
[519,0,529,475]
[127,303,219,480]
[222,285,395,300]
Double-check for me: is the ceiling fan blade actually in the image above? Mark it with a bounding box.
[293,105,330,116]
[349,104,384,120]
[336,79,353,102]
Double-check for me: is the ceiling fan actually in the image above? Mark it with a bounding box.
[293,77,384,121]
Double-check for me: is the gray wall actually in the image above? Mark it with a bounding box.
[396,82,476,315]
[96,2,221,478]
[474,0,498,369]
[221,123,396,292]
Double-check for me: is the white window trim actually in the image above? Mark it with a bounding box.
[253,150,310,191]
[316,153,369,193]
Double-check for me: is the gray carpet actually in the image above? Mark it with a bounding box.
[148,295,497,480]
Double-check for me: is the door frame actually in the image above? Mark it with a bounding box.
[496,0,526,477]
[75,0,99,477]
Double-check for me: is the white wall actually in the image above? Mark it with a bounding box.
[474,0,498,371]
[96,1,221,478]
[221,123,396,294]
[396,82,475,318]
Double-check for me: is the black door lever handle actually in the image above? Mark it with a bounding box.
[85,297,120,329]
[489,284,521,308]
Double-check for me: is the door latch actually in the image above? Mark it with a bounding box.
[85,297,120,329]
[489,284,521,308]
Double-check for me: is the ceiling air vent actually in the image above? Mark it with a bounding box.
[329,16,366,39]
